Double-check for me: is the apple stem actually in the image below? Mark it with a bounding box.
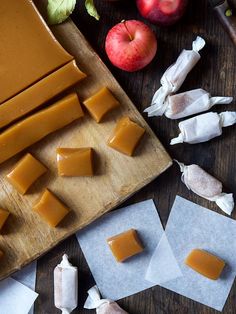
[122,20,133,41]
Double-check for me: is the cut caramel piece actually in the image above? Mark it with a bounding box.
[83,87,120,122]
[6,153,47,195]
[0,0,73,104]
[0,209,10,231]
[185,249,225,280]
[33,189,70,227]
[108,117,145,156]
[107,229,144,262]
[0,93,84,164]
[57,148,94,177]
[0,250,4,259]
[0,61,86,129]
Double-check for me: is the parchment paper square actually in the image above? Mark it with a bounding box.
[76,200,164,300]
[161,196,236,311]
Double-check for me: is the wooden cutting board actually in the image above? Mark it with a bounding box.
[0,1,172,280]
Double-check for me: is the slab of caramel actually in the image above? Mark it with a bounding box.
[0,61,86,129]
[0,0,74,104]
[108,117,145,156]
[0,250,4,260]
[33,189,70,227]
[83,87,120,122]
[185,249,225,280]
[107,229,143,262]
[7,154,47,195]
[0,93,84,165]
[0,209,10,231]
[57,148,94,177]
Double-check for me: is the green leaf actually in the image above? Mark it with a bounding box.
[47,0,76,25]
[85,0,100,21]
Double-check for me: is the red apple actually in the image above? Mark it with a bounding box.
[105,20,157,72]
[136,0,188,26]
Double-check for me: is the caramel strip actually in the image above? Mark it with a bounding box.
[0,93,84,164]
[0,0,73,103]
[0,61,86,129]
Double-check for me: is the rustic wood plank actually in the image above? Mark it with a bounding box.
[34,0,236,313]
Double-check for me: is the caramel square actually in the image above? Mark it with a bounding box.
[33,189,69,227]
[108,117,145,156]
[57,148,94,177]
[7,153,47,194]
[107,229,144,262]
[185,249,225,280]
[83,87,120,123]
[0,208,10,231]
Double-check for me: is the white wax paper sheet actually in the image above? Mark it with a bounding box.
[160,196,236,311]
[145,233,183,285]
[0,277,38,314]
[76,200,164,300]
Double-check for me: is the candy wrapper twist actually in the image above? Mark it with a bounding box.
[170,111,236,145]
[175,160,234,215]
[147,88,233,119]
[54,254,78,314]
[84,285,128,314]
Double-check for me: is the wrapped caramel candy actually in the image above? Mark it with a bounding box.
[145,36,205,116]
[175,160,234,215]
[54,254,78,314]
[170,111,236,145]
[145,88,232,119]
[84,286,128,314]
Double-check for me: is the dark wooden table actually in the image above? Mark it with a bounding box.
[35,0,236,313]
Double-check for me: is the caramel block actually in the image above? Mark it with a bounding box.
[7,153,47,195]
[57,148,94,177]
[0,209,10,231]
[0,0,73,104]
[185,249,225,280]
[0,250,4,260]
[0,61,86,129]
[83,87,120,122]
[108,117,145,156]
[33,189,70,227]
[0,93,84,164]
[107,229,144,262]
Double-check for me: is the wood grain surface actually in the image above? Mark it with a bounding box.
[34,0,235,313]
[0,1,171,280]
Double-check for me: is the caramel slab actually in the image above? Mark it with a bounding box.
[83,87,120,122]
[0,209,10,231]
[57,148,94,176]
[108,117,145,156]
[185,249,225,280]
[0,93,84,164]
[107,229,143,262]
[0,0,74,104]
[33,189,70,227]
[7,153,47,195]
[0,250,4,260]
[0,61,86,129]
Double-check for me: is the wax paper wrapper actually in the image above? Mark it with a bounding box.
[159,196,236,311]
[145,36,205,117]
[76,200,164,300]
[175,161,234,215]
[84,285,128,314]
[170,111,236,144]
[147,88,232,119]
[54,254,78,314]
